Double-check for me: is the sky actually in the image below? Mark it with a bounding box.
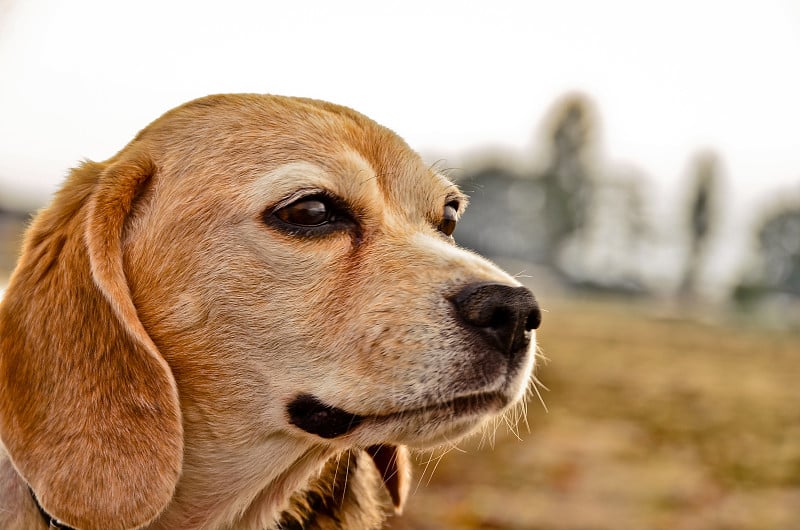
[1,0,799,291]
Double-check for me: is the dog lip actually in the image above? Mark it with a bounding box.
[287,394,365,439]
[371,391,509,422]
[288,391,508,440]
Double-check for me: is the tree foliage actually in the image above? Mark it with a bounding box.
[539,94,596,255]
[757,205,800,295]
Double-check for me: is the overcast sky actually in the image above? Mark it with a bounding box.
[1,0,799,213]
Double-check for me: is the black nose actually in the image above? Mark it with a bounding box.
[451,282,541,355]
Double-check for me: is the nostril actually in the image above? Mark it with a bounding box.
[526,306,542,331]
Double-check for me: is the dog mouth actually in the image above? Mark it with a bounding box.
[287,392,507,440]
[287,394,365,439]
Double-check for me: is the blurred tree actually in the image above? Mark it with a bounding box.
[680,151,719,297]
[539,94,596,267]
[750,205,800,295]
[759,208,800,295]
[733,198,800,309]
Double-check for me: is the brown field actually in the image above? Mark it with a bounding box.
[391,296,800,530]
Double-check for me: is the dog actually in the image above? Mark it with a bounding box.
[0,94,541,529]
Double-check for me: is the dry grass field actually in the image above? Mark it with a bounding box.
[391,296,800,530]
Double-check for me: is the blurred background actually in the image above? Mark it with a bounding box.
[1,1,799,528]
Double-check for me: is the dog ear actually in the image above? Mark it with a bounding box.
[366,445,411,514]
[0,152,183,530]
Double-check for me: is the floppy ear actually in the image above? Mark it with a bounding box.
[0,152,183,530]
[367,444,411,514]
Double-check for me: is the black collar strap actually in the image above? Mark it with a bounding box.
[29,488,77,530]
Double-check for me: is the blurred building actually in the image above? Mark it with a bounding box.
[453,94,649,296]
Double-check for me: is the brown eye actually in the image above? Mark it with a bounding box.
[275,198,331,226]
[438,201,459,236]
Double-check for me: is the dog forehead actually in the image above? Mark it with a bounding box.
[276,98,454,214]
[132,94,462,228]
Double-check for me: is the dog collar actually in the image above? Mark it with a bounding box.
[29,488,77,530]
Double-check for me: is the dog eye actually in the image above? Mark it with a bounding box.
[275,198,332,226]
[438,201,459,236]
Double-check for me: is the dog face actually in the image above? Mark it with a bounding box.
[0,94,540,529]
[122,96,539,449]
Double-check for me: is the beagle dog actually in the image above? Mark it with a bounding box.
[0,94,540,529]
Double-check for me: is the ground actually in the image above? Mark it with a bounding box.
[390,296,800,530]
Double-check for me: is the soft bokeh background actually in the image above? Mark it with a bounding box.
[1,1,799,528]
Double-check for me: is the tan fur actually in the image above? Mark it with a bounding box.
[0,94,536,529]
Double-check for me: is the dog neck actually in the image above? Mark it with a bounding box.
[149,435,338,529]
[274,448,390,530]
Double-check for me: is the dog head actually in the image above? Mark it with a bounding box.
[0,94,540,529]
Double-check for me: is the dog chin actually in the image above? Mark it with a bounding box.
[364,391,513,447]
